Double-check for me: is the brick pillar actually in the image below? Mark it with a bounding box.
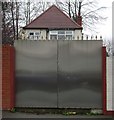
[2,45,15,110]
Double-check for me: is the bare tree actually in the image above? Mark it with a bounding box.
[10,2,15,40]
[20,0,52,25]
[2,2,14,44]
[15,1,21,40]
[103,38,112,56]
[20,1,41,25]
[68,0,71,18]
[54,0,107,32]
[2,1,22,44]
[26,0,30,25]
[106,40,112,56]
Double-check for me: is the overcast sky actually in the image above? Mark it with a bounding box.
[96,0,113,40]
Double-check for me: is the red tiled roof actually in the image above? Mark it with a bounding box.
[24,5,82,29]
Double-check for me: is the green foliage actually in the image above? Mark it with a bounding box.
[62,111,77,116]
[10,108,16,113]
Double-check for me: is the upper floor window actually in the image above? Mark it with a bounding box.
[49,30,73,40]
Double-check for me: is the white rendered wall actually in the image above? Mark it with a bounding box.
[107,57,114,111]
[74,30,82,40]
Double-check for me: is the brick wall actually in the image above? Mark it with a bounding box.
[2,45,15,110]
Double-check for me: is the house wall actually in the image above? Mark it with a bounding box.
[23,29,82,40]
[74,30,82,40]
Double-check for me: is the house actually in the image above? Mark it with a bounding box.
[22,5,83,40]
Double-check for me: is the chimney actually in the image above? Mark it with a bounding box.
[76,1,82,26]
[76,16,82,26]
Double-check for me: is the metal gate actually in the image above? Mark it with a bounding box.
[14,40,102,108]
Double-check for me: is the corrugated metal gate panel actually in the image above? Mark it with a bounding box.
[15,40,57,107]
[58,40,102,108]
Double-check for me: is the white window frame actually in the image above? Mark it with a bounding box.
[28,32,40,40]
[49,30,74,40]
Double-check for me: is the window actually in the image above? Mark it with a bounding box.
[49,30,73,40]
[58,35,65,40]
[35,32,39,35]
[50,35,57,40]
[34,36,39,40]
[66,31,72,35]
[58,31,65,40]
[29,32,34,39]
[28,32,40,40]
[66,35,72,40]
[29,32,34,35]
[50,31,58,34]
[58,31,65,34]
[34,32,40,40]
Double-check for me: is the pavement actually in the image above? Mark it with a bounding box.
[1,111,113,119]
